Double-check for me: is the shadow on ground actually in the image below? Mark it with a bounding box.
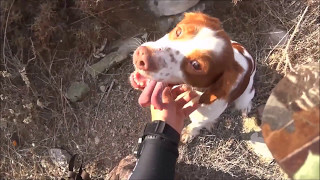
[176,162,260,180]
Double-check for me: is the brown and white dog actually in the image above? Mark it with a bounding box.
[130,12,256,143]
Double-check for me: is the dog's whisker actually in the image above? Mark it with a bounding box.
[131,38,142,47]
[129,39,144,51]
[134,37,143,45]
[133,42,142,48]
[146,33,152,42]
[152,33,157,42]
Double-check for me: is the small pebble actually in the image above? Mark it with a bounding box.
[100,85,106,92]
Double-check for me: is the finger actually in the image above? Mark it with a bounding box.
[171,85,191,100]
[138,80,157,107]
[151,82,167,110]
[162,87,173,104]
[176,91,199,109]
[182,102,200,117]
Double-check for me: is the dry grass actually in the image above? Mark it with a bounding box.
[262,0,319,73]
[1,0,318,179]
[178,138,284,179]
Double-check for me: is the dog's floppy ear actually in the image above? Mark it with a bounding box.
[199,65,242,104]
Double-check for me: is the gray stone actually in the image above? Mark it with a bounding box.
[154,2,206,33]
[86,37,141,78]
[66,82,90,102]
[147,0,200,17]
[157,17,176,33]
[265,27,288,46]
[99,85,107,92]
[49,148,71,169]
[248,132,274,161]
[242,117,274,162]
[86,52,127,78]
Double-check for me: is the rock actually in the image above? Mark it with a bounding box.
[49,148,71,169]
[157,16,176,33]
[265,27,288,46]
[242,117,274,162]
[108,155,137,180]
[66,82,90,102]
[155,2,206,33]
[86,37,141,78]
[147,0,200,17]
[36,99,45,109]
[188,1,206,13]
[261,63,320,178]
[94,136,100,145]
[248,132,273,160]
[99,85,107,92]
[86,52,127,78]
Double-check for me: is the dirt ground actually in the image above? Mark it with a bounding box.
[1,0,318,179]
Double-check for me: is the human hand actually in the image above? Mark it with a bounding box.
[138,80,199,134]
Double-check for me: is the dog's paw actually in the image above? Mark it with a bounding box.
[180,126,200,144]
[181,129,194,144]
[241,102,252,117]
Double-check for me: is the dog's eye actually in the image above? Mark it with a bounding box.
[190,60,201,70]
[176,27,182,37]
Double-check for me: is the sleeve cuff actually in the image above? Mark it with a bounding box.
[143,120,180,145]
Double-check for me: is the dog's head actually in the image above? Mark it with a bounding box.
[130,12,242,104]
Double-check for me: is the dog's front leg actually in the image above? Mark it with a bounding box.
[180,100,228,143]
[181,121,203,143]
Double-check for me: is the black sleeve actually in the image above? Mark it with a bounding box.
[129,121,180,180]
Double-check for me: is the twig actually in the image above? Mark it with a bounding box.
[70,1,131,25]
[276,6,309,73]
[27,38,36,65]
[2,0,15,71]
[95,79,115,118]
[103,79,115,102]
[264,26,294,63]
